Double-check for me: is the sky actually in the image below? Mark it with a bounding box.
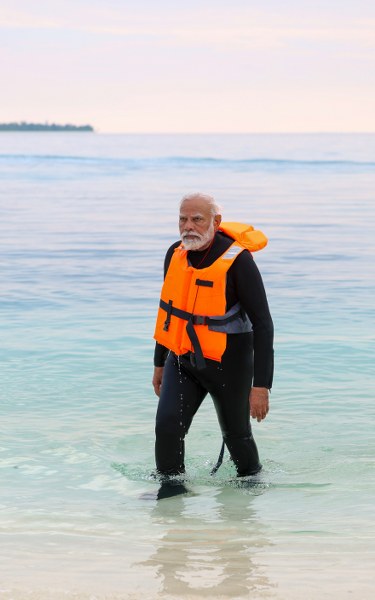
[1,0,375,132]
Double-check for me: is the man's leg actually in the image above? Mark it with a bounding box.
[155,353,206,476]
[210,384,262,476]
[207,338,262,476]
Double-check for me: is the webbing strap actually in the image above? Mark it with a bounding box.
[163,300,173,331]
[186,318,206,370]
[210,440,225,475]
[160,299,193,323]
[159,299,242,327]
[159,299,243,371]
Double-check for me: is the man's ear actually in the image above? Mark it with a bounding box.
[213,214,222,231]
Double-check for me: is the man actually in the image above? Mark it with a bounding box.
[152,193,274,478]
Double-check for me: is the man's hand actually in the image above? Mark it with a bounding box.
[250,387,269,422]
[152,366,164,397]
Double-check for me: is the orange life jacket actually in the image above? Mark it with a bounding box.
[154,222,267,369]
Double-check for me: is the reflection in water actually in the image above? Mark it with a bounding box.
[138,485,275,599]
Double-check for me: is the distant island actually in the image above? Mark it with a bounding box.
[0,121,94,132]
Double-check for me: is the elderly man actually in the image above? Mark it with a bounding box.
[152,193,274,478]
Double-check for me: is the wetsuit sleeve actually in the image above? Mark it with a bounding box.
[154,343,169,367]
[231,251,274,389]
[153,242,180,368]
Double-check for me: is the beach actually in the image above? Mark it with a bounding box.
[1,132,374,599]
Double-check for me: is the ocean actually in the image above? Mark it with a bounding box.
[0,133,374,599]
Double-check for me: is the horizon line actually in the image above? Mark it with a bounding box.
[95,130,375,135]
[2,129,375,135]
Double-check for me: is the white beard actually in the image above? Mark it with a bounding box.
[181,222,215,251]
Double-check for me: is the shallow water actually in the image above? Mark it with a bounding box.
[1,133,374,598]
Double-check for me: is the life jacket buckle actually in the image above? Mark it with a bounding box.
[163,299,173,331]
[193,315,208,326]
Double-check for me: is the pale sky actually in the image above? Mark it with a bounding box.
[1,0,375,132]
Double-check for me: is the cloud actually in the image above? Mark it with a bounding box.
[0,9,61,30]
[2,2,374,132]
[1,5,374,52]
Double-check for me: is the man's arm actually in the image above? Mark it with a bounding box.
[152,366,164,397]
[232,251,274,421]
[232,250,274,389]
[152,241,180,396]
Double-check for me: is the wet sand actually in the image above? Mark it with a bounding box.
[1,533,373,600]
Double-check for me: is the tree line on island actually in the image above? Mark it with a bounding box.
[0,121,94,132]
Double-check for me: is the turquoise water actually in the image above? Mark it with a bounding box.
[1,133,374,599]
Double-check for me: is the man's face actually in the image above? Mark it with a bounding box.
[179,198,220,251]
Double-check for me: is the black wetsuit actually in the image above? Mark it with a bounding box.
[154,231,274,477]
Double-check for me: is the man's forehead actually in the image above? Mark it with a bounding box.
[179,209,205,217]
[180,200,211,216]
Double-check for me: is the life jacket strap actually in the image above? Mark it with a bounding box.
[186,318,206,370]
[163,299,173,331]
[159,299,243,328]
[159,299,245,370]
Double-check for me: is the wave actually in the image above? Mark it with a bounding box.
[1,153,374,169]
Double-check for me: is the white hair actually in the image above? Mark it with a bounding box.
[180,193,223,217]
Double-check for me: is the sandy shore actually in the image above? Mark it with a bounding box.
[1,547,373,600]
[1,528,373,600]
[0,585,373,600]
